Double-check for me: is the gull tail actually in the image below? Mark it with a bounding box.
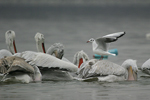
[107,52,116,56]
[111,54,116,56]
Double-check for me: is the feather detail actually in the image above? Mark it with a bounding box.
[14,51,78,72]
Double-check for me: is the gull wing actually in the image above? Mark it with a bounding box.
[95,37,116,51]
[95,32,125,51]
[14,51,77,72]
[103,32,126,38]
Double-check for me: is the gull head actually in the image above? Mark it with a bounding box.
[87,38,95,43]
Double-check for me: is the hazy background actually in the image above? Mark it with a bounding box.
[1,1,150,100]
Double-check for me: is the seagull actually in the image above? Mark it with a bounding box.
[87,32,126,59]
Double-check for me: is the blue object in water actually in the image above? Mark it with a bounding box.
[108,48,118,56]
[93,49,118,59]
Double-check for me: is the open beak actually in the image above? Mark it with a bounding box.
[42,43,46,53]
[13,40,17,53]
[128,66,137,81]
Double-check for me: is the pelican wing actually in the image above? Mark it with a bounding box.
[141,59,150,75]
[0,49,12,59]
[88,60,126,77]
[0,58,9,74]
[79,60,126,78]
[15,51,77,72]
[6,57,35,74]
[141,59,150,69]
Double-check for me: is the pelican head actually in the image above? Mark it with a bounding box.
[73,50,89,68]
[46,43,64,59]
[87,38,95,43]
[5,30,17,54]
[35,32,46,53]
[77,59,98,78]
[121,59,138,81]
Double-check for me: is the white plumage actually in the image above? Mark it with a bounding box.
[76,59,138,82]
[0,49,12,59]
[0,56,42,83]
[0,30,17,59]
[141,59,150,75]
[87,32,126,56]
[14,51,78,72]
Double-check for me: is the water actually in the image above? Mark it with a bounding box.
[0,2,150,100]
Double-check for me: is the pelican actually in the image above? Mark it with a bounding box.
[35,32,64,59]
[11,32,76,80]
[76,59,138,82]
[141,59,150,75]
[34,32,46,53]
[35,32,72,62]
[73,50,89,68]
[14,51,78,80]
[0,56,42,83]
[0,30,17,59]
[87,32,125,59]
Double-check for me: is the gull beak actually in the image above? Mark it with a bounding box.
[87,41,89,43]
[128,66,137,81]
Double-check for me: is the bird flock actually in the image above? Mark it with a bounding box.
[0,30,149,83]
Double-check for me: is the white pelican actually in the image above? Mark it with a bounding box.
[35,32,65,59]
[76,59,138,82]
[141,59,150,75]
[0,56,42,83]
[35,32,70,63]
[87,32,125,59]
[0,30,17,59]
[34,32,46,53]
[14,51,78,80]
[73,50,89,68]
